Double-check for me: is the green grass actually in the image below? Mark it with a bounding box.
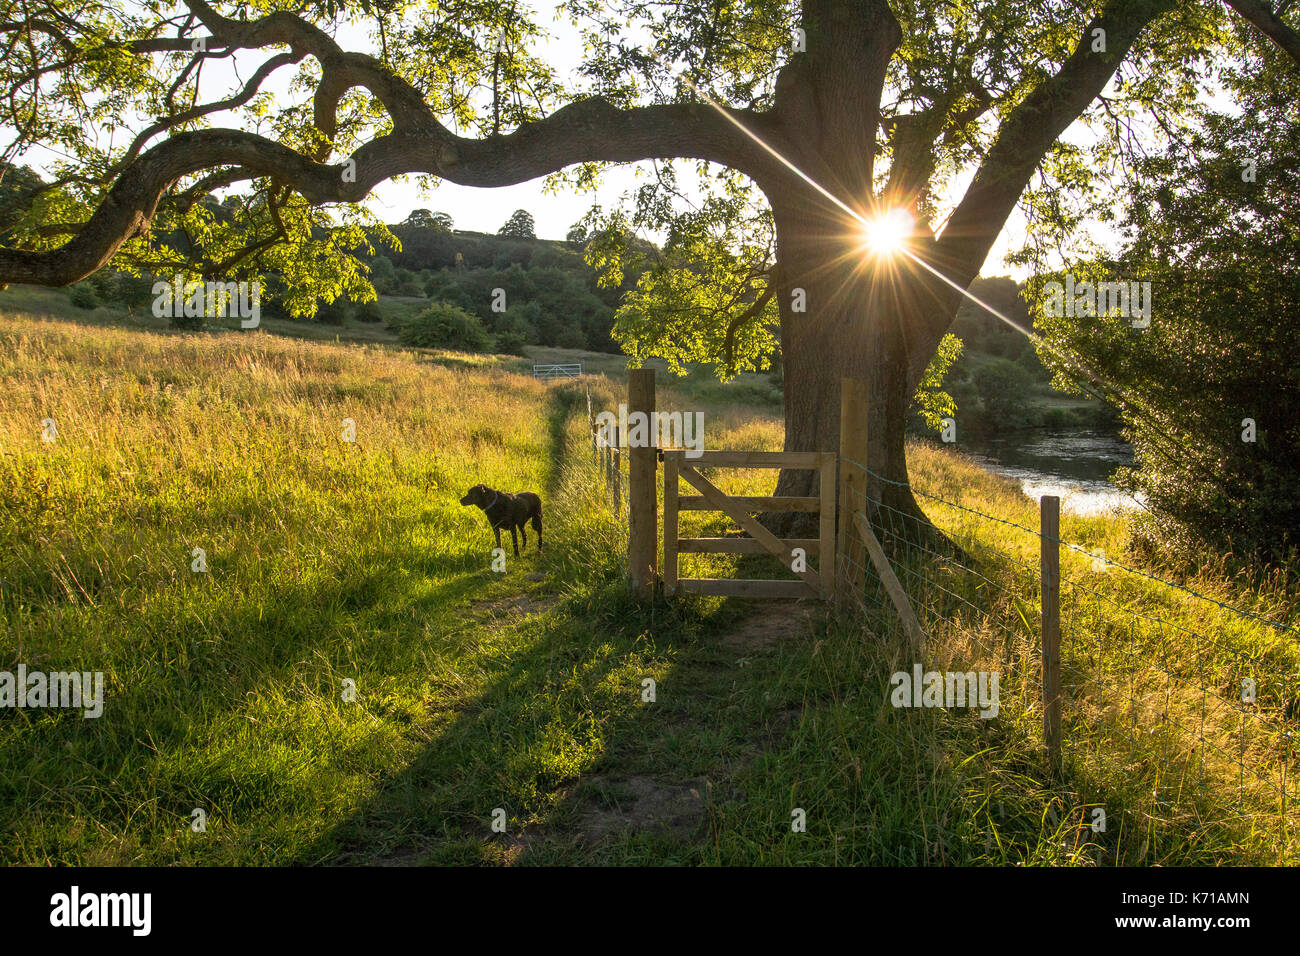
[1,296,1294,865]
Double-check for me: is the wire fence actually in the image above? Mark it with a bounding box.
[576,367,1297,849]
[586,386,629,533]
[839,454,1299,853]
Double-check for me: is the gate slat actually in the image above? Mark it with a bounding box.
[683,450,824,469]
[678,465,825,593]
[677,579,816,599]
[677,495,819,512]
[677,537,820,555]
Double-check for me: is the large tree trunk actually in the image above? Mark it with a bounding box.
[763,191,958,541]
[751,0,962,541]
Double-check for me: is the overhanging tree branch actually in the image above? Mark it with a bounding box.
[933,0,1175,305]
[1223,0,1300,65]
[0,0,766,287]
[0,92,761,286]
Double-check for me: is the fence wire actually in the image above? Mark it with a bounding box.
[586,389,630,551]
[578,386,1297,850]
[838,454,1298,851]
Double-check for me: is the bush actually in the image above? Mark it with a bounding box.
[315,299,349,325]
[169,311,205,331]
[353,301,385,323]
[115,274,158,311]
[492,301,541,341]
[973,358,1036,427]
[69,284,98,310]
[1042,407,1072,430]
[398,302,492,352]
[495,330,529,356]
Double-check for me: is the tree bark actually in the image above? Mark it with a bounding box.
[765,190,954,539]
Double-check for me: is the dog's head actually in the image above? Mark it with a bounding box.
[460,483,490,507]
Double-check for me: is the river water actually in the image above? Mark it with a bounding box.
[954,427,1144,516]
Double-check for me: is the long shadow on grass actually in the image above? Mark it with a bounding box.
[302,386,714,864]
[301,393,1228,866]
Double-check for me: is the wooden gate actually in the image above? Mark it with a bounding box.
[662,450,836,599]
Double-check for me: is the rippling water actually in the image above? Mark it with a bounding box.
[955,428,1145,516]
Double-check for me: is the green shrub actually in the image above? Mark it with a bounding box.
[115,273,158,311]
[1042,407,1071,429]
[69,284,99,310]
[399,302,492,352]
[353,301,385,323]
[315,299,349,325]
[169,312,205,331]
[973,358,1036,427]
[495,330,529,356]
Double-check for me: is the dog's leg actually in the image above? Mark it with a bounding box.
[493,525,502,553]
[510,526,520,557]
[520,523,527,550]
[532,513,542,552]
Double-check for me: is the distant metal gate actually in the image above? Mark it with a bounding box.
[533,363,582,382]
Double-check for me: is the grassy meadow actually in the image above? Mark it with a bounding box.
[1,287,1296,865]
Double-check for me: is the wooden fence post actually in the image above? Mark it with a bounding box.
[1041,494,1062,767]
[604,434,612,498]
[837,378,869,604]
[612,425,622,518]
[628,368,657,599]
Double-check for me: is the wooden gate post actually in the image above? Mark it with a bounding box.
[612,425,622,518]
[662,450,679,596]
[1041,495,1062,767]
[837,378,869,604]
[628,368,657,599]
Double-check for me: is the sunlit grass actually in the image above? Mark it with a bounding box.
[1,302,1294,865]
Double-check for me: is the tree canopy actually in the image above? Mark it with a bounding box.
[404,208,454,230]
[497,208,536,239]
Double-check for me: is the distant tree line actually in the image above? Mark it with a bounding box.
[9,183,651,352]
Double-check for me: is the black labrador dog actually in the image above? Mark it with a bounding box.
[459,484,543,556]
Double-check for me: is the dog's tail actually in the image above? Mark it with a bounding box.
[531,498,542,534]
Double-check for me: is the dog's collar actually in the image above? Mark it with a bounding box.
[485,490,499,511]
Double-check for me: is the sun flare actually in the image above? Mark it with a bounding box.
[860,208,914,255]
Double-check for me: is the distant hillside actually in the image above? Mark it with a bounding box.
[329,221,662,354]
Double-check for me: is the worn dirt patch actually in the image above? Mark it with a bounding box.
[472,592,559,617]
[370,846,430,867]
[720,602,816,651]
[577,775,707,842]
